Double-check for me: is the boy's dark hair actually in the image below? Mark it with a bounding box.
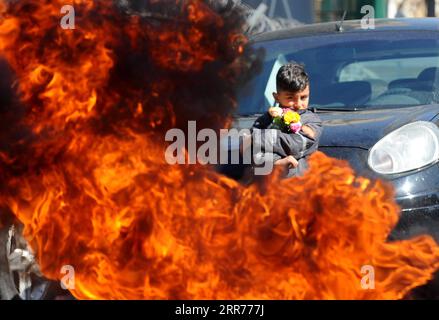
[276,62,309,92]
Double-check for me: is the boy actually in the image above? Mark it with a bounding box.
[251,61,323,177]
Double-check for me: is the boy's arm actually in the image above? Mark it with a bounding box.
[274,155,299,168]
[252,128,307,159]
[240,113,270,155]
[300,113,323,141]
[251,112,323,159]
[252,112,272,129]
[301,125,317,140]
[298,112,323,157]
[264,113,323,159]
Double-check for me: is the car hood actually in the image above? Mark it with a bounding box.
[317,105,439,149]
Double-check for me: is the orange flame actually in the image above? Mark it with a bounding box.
[0,0,438,300]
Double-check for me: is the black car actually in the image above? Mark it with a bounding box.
[224,18,439,243]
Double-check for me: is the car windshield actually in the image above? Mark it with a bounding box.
[237,30,439,115]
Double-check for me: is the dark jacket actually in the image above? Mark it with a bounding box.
[251,108,323,176]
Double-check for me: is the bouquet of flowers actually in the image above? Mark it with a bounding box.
[268,106,302,133]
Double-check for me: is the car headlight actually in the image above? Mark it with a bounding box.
[368,121,439,175]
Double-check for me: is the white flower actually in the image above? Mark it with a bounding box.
[268,106,283,118]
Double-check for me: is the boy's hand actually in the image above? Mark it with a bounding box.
[274,155,299,169]
[301,124,316,139]
[268,106,283,118]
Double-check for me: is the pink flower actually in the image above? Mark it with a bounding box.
[289,122,302,134]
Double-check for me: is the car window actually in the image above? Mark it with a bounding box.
[340,57,439,83]
[263,54,287,107]
[237,31,439,114]
[339,56,439,103]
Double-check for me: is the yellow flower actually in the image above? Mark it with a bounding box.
[283,110,301,125]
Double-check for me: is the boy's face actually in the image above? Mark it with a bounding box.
[273,85,310,111]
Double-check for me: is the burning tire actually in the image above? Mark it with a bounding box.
[0,218,63,300]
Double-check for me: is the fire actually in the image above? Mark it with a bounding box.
[0,0,438,300]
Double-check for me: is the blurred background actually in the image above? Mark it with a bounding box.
[116,1,439,35]
[241,0,439,27]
